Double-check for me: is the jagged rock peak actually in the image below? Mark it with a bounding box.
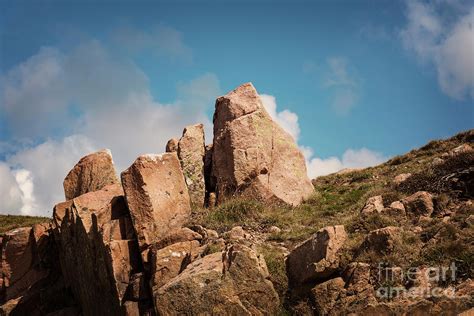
[177,124,206,207]
[212,82,314,206]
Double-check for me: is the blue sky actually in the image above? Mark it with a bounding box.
[0,0,473,215]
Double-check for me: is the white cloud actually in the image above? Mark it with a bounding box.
[13,169,36,215]
[0,162,23,213]
[0,36,220,215]
[5,135,97,215]
[1,41,150,138]
[260,94,300,141]
[259,94,385,180]
[304,147,387,179]
[400,1,474,100]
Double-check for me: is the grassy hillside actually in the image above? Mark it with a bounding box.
[191,129,474,312]
[0,214,50,234]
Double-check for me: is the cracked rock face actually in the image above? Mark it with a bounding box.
[63,149,119,200]
[212,82,314,206]
[121,153,191,262]
[153,244,279,315]
[52,184,141,315]
[0,225,49,302]
[286,225,347,287]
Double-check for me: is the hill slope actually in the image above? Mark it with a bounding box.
[1,129,472,315]
[190,129,474,313]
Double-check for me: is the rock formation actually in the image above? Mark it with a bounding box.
[212,82,314,206]
[154,244,279,315]
[121,153,191,263]
[360,226,402,254]
[63,149,119,200]
[0,225,48,302]
[177,124,206,206]
[52,184,148,315]
[286,225,347,287]
[3,90,472,316]
[360,195,384,215]
[0,224,78,315]
[402,191,434,218]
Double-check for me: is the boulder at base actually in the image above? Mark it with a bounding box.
[212,82,313,206]
[154,244,279,315]
[121,153,191,261]
[63,149,119,200]
[286,225,347,287]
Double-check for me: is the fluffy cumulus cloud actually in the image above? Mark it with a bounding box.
[400,0,474,100]
[5,135,97,215]
[259,94,386,179]
[260,94,300,141]
[303,147,387,179]
[0,162,24,213]
[0,33,220,215]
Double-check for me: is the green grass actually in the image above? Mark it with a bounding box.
[0,214,49,234]
[258,244,288,300]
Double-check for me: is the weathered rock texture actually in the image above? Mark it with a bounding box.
[402,191,434,218]
[310,277,346,315]
[149,240,202,291]
[165,138,178,153]
[121,153,191,262]
[52,184,145,315]
[360,226,402,254]
[177,124,206,206]
[361,195,384,215]
[154,244,279,315]
[212,82,313,206]
[0,224,78,315]
[286,225,347,287]
[0,226,48,302]
[63,149,119,200]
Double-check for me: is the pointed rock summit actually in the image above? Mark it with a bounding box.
[177,124,206,206]
[212,82,314,206]
[63,149,119,200]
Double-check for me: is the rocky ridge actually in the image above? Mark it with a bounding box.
[0,83,472,316]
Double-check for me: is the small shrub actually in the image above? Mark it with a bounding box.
[388,155,406,166]
[399,151,474,197]
[381,191,402,206]
[349,171,372,182]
